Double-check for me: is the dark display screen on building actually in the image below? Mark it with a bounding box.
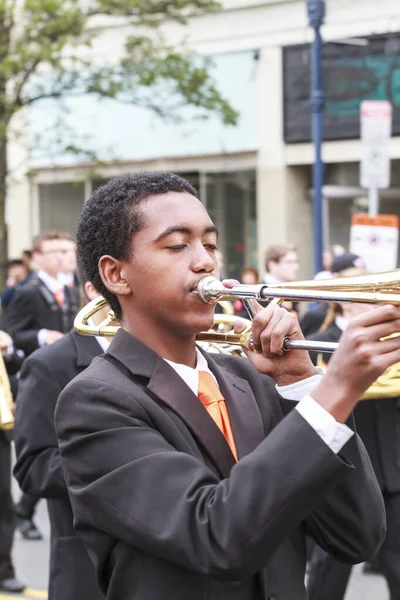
[283,33,400,143]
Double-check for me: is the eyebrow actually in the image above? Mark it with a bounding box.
[154,225,218,243]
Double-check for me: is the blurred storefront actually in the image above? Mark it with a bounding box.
[7,0,400,277]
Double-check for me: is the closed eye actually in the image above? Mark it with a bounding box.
[167,245,186,251]
[205,244,218,250]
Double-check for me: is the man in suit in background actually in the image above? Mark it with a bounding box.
[7,231,79,357]
[7,231,80,540]
[0,331,26,593]
[13,279,107,600]
[55,173,391,600]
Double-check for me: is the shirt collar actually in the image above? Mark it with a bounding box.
[37,270,62,294]
[59,272,74,287]
[164,347,218,396]
[87,318,111,352]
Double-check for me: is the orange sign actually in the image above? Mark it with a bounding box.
[350,213,399,271]
[351,214,399,228]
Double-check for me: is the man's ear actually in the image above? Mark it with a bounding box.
[98,255,132,297]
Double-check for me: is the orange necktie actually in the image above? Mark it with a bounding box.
[198,371,238,461]
[54,288,64,306]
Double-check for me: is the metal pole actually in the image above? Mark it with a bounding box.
[307,0,325,274]
[368,187,379,217]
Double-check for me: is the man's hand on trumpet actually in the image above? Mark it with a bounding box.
[312,304,400,423]
[233,300,318,386]
[228,278,400,424]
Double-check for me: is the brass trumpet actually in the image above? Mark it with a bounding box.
[74,270,400,354]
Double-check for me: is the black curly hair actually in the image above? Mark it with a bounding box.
[77,171,198,319]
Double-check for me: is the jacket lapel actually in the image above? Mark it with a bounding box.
[148,356,236,478]
[107,330,266,477]
[203,352,266,460]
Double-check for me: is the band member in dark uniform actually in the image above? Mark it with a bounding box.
[0,331,26,593]
[306,264,400,600]
[7,231,80,540]
[55,172,391,600]
[7,231,79,357]
[13,280,107,600]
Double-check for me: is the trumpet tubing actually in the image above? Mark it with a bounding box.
[73,270,400,354]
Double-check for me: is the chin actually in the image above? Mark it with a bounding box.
[187,312,215,334]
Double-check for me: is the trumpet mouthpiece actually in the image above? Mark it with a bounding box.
[197,276,225,304]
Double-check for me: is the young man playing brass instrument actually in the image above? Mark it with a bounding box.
[55,172,397,600]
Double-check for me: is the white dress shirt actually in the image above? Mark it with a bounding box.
[87,318,111,353]
[165,349,354,455]
[37,270,65,347]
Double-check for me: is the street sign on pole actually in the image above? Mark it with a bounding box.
[360,100,392,217]
[350,213,399,272]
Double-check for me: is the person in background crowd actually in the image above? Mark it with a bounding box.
[263,244,299,285]
[58,235,78,289]
[263,244,300,314]
[21,250,34,274]
[313,245,346,281]
[300,252,366,338]
[1,260,29,312]
[0,331,26,593]
[306,264,400,600]
[7,231,79,357]
[241,266,259,285]
[13,278,107,600]
[7,232,80,540]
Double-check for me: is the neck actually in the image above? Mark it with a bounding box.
[121,314,197,367]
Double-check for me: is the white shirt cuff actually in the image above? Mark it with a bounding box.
[38,329,48,346]
[276,368,354,454]
[295,395,354,453]
[276,367,325,401]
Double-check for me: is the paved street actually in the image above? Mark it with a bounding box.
[5,493,390,600]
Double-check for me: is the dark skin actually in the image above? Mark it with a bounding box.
[99,191,400,424]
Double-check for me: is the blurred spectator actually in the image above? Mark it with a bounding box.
[263,244,299,284]
[7,231,79,357]
[58,234,78,288]
[300,252,366,338]
[1,260,34,312]
[21,250,33,273]
[263,244,299,314]
[7,232,80,541]
[241,266,259,285]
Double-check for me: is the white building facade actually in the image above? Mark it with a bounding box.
[7,0,400,278]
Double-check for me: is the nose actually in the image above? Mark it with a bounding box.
[191,242,216,274]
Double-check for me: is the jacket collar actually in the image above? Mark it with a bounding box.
[107,329,265,478]
[71,330,105,368]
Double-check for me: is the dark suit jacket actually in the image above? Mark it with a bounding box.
[7,275,79,356]
[308,322,400,493]
[300,303,329,338]
[55,329,385,600]
[13,331,104,600]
